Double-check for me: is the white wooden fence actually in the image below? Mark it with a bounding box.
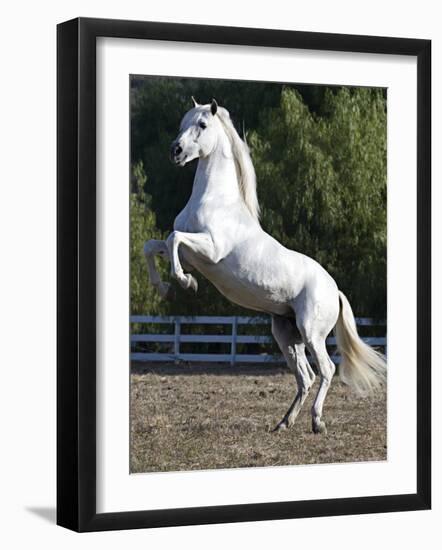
[130,315,386,366]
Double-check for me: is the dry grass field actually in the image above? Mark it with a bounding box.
[130,362,387,473]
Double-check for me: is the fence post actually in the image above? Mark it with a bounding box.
[230,316,238,366]
[174,318,181,364]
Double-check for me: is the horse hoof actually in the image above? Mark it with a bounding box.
[178,273,198,292]
[188,275,198,292]
[312,420,327,434]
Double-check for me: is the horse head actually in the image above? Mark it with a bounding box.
[170,98,220,166]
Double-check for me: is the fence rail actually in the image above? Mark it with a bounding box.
[130,315,386,366]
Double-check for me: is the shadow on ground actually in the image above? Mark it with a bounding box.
[26,506,56,524]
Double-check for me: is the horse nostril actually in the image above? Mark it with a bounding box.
[170,142,183,162]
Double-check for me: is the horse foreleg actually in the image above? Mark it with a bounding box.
[166,231,219,292]
[143,239,172,299]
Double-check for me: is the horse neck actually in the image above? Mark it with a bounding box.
[191,135,240,205]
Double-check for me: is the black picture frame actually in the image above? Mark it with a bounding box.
[57,17,431,532]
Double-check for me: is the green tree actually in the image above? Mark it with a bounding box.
[249,87,386,317]
[130,161,166,316]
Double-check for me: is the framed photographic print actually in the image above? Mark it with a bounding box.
[57,17,431,532]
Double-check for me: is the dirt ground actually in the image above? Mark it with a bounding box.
[130,362,387,473]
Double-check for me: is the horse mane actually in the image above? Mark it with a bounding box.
[216,108,260,221]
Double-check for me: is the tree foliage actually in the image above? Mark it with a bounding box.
[249,87,387,316]
[130,161,165,316]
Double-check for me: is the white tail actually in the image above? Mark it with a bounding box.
[335,291,387,396]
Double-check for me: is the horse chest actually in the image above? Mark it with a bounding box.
[174,203,219,233]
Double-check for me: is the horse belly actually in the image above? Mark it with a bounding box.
[191,254,294,316]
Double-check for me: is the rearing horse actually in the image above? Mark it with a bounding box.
[143,98,386,434]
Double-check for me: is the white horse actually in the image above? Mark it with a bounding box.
[143,98,386,434]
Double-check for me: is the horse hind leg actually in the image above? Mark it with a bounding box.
[303,334,336,434]
[271,316,316,432]
[281,344,316,430]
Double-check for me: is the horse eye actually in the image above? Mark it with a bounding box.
[199,121,207,129]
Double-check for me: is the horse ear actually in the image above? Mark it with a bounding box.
[191,96,199,107]
[210,98,218,116]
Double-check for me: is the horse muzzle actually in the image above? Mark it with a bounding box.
[170,141,185,165]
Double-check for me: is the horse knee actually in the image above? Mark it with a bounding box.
[317,361,334,385]
[321,355,336,382]
[166,230,180,247]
